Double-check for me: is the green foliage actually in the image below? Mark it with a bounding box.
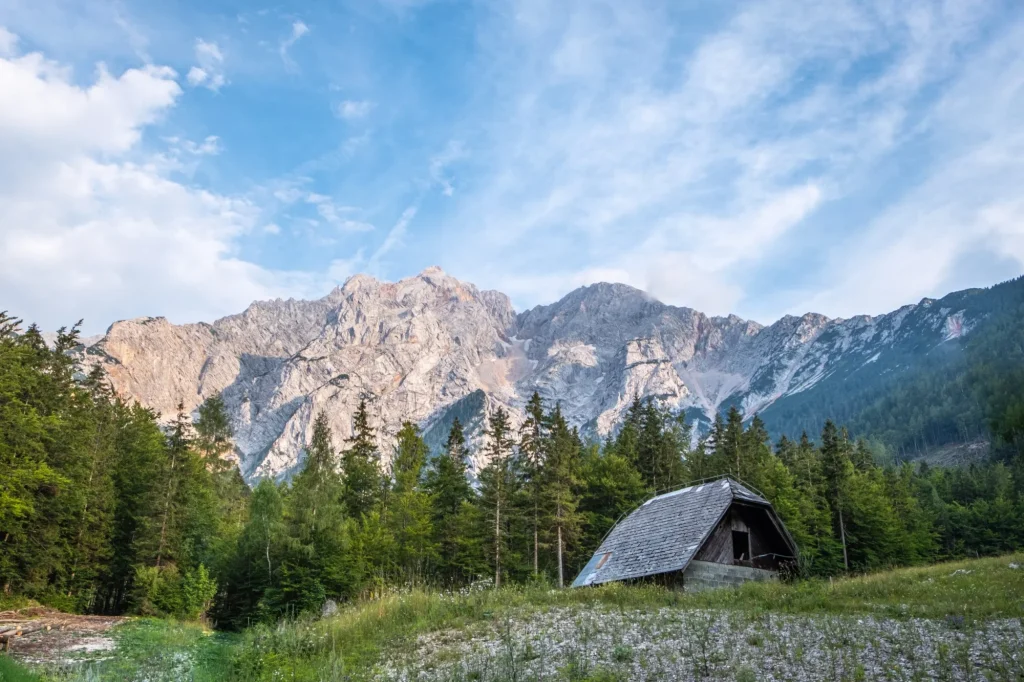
[181,564,218,620]
[0,314,237,618]
[423,418,476,584]
[475,407,518,587]
[388,422,437,581]
[4,301,1024,649]
[541,404,583,587]
[265,412,354,618]
[0,655,42,681]
[761,275,1024,460]
[341,399,384,520]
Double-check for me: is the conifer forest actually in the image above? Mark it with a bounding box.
[3,307,1024,632]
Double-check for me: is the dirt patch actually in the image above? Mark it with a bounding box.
[912,439,990,467]
[0,606,125,665]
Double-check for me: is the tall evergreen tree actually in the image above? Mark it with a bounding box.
[424,418,475,584]
[575,443,648,576]
[389,422,436,581]
[272,411,351,615]
[820,420,854,570]
[214,479,284,629]
[476,407,517,587]
[341,399,383,520]
[518,392,546,575]
[541,405,582,587]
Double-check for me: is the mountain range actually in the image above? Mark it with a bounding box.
[76,266,998,480]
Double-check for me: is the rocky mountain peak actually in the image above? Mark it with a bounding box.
[78,272,992,481]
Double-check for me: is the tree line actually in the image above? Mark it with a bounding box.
[762,274,1024,460]
[3,310,1024,630]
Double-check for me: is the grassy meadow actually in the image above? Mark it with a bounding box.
[1,552,1022,681]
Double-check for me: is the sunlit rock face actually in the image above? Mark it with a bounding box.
[81,268,982,480]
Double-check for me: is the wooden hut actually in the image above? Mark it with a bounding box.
[572,477,798,591]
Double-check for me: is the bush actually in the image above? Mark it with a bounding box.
[131,563,217,620]
[181,564,218,621]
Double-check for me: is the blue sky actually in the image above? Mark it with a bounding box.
[1,0,1023,334]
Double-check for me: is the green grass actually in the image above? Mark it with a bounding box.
[0,655,43,682]
[688,551,1024,618]
[6,553,1024,681]
[2,619,237,682]
[0,596,35,613]
[233,552,1024,680]
[77,619,238,682]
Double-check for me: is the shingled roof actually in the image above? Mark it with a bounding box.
[572,477,792,587]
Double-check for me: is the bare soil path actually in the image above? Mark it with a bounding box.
[0,606,125,665]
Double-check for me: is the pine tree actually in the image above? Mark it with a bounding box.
[542,404,582,587]
[476,407,517,587]
[424,418,475,584]
[273,412,352,615]
[155,403,194,570]
[820,420,853,571]
[100,401,168,613]
[576,443,647,576]
[389,422,436,581]
[341,399,383,520]
[708,406,746,481]
[214,479,284,628]
[194,393,234,464]
[518,392,546,575]
[610,396,643,465]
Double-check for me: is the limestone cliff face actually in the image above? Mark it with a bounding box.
[81,268,983,480]
[84,267,519,479]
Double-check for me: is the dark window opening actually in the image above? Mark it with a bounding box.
[732,530,750,563]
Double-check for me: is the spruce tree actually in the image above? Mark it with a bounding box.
[709,406,746,481]
[389,422,436,581]
[155,403,193,570]
[424,418,475,584]
[542,404,582,587]
[341,399,383,520]
[518,392,546,575]
[576,443,647,575]
[194,393,234,464]
[820,420,853,570]
[274,411,351,615]
[214,478,284,628]
[476,407,517,587]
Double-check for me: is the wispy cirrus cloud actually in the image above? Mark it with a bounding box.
[2,0,1022,333]
[438,0,1023,320]
[278,19,309,66]
[333,99,374,120]
[186,39,226,90]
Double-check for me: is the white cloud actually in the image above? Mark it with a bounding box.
[369,206,417,271]
[305,193,374,232]
[429,141,464,197]
[186,66,208,86]
[0,31,317,333]
[186,39,226,91]
[0,26,19,56]
[165,134,221,156]
[279,20,309,65]
[333,99,374,120]
[796,19,1024,318]
[447,0,1018,319]
[326,249,366,284]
